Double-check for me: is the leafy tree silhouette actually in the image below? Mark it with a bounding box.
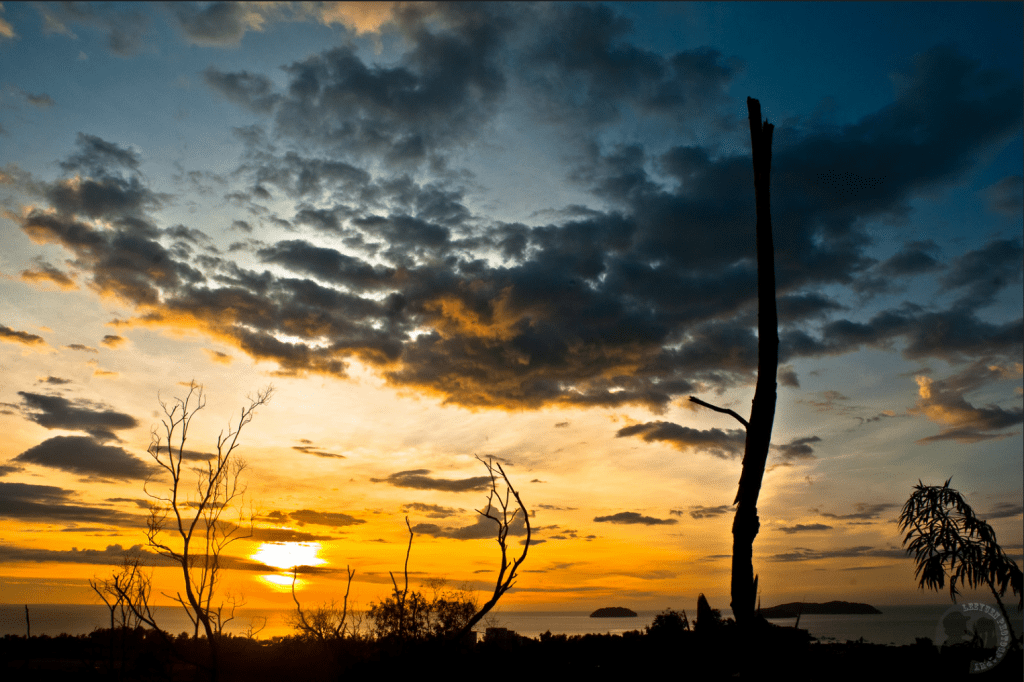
[899,478,1022,649]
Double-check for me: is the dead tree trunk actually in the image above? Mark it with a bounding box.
[689,96,777,628]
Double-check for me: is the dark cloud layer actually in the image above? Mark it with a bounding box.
[14,435,153,480]
[0,481,142,525]
[17,391,138,441]
[9,4,1022,423]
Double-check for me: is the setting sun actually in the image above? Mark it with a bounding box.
[252,542,327,570]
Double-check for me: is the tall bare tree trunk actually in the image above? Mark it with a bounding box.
[730,97,778,627]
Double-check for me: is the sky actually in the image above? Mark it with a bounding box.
[0,1,1021,626]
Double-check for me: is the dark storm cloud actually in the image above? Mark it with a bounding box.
[258,240,396,290]
[939,238,1023,309]
[523,3,741,127]
[0,324,45,346]
[616,421,745,459]
[820,502,898,521]
[14,436,153,480]
[982,175,1023,217]
[203,67,282,114]
[0,481,142,525]
[778,523,833,534]
[780,306,1023,365]
[876,240,942,278]
[14,12,1023,418]
[257,4,509,167]
[593,511,677,526]
[371,469,491,493]
[412,512,527,540]
[17,391,138,439]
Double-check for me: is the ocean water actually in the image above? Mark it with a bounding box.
[2,603,1021,647]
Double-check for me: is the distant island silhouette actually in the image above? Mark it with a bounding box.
[590,607,638,618]
[759,601,881,618]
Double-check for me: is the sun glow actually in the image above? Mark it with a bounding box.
[251,541,326,570]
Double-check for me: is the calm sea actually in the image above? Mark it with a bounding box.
[2,604,1021,647]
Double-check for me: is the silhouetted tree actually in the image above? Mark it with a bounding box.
[689,97,777,628]
[457,455,531,639]
[290,564,356,641]
[141,380,273,680]
[90,548,153,678]
[899,478,1022,649]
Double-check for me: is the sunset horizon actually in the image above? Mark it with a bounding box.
[1,1,1021,633]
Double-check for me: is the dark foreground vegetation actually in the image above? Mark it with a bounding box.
[3,616,1021,682]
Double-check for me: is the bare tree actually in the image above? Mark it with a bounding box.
[457,455,530,639]
[688,97,777,628]
[143,380,273,679]
[90,548,153,677]
[291,564,356,641]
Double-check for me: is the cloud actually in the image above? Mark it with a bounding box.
[0,543,173,566]
[981,175,1023,217]
[9,22,1022,417]
[100,334,125,348]
[593,511,677,526]
[401,502,461,518]
[411,511,527,540]
[911,361,1023,443]
[287,509,365,527]
[203,67,281,113]
[0,481,143,525]
[65,343,97,353]
[778,523,834,534]
[939,238,1023,309]
[32,3,150,56]
[0,324,45,346]
[616,421,745,459]
[17,391,138,440]
[14,435,153,480]
[876,240,942,278]
[685,505,734,520]
[20,90,55,108]
[203,348,232,364]
[0,463,25,477]
[20,260,78,290]
[773,436,821,462]
[371,469,492,492]
[291,443,345,458]
[767,545,906,562]
[820,502,898,521]
[982,503,1023,520]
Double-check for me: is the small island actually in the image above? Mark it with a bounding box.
[759,601,881,618]
[590,607,638,618]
